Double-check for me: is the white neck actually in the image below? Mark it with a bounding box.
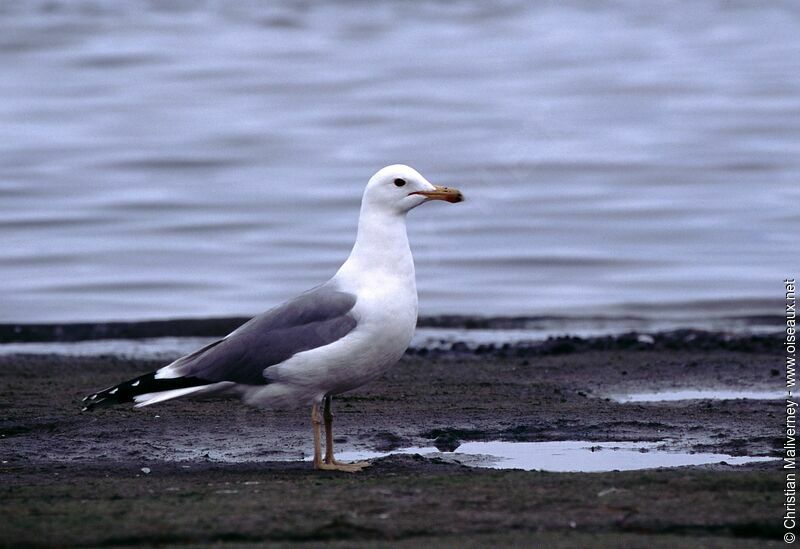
[335,204,415,288]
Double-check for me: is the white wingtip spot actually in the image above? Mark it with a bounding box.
[109,388,118,395]
[132,380,140,387]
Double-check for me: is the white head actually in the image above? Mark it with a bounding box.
[361,164,463,216]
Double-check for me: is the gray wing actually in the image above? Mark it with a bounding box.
[163,284,357,385]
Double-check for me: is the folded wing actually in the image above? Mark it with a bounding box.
[82,284,357,409]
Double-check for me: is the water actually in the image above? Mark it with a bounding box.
[305,441,776,472]
[0,336,215,360]
[157,439,776,471]
[2,1,798,323]
[612,388,786,403]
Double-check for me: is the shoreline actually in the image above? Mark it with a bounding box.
[1,325,785,545]
[0,313,784,343]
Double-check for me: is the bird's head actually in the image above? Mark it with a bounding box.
[362,164,463,215]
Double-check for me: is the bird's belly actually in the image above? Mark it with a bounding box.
[323,332,409,395]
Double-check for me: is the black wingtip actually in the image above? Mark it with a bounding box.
[81,372,212,412]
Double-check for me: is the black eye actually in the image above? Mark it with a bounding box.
[394,178,406,187]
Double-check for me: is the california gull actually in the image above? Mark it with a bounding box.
[83,165,463,472]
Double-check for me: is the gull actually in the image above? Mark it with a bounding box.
[82,165,463,472]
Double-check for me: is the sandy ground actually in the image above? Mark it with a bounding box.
[0,331,785,547]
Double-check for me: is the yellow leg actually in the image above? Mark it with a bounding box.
[311,396,370,472]
[311,401,323,469]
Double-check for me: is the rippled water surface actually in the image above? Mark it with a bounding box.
[1,1,798,322]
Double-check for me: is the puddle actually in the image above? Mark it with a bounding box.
[143,439,776,472]
[314,440,776,472]
[612,389,785,403]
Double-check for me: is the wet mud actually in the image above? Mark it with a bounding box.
[0,331,785,546]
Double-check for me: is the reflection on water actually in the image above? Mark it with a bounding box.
[612,389,785,403]
[313,440,776,472]
[1,1,798,322]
